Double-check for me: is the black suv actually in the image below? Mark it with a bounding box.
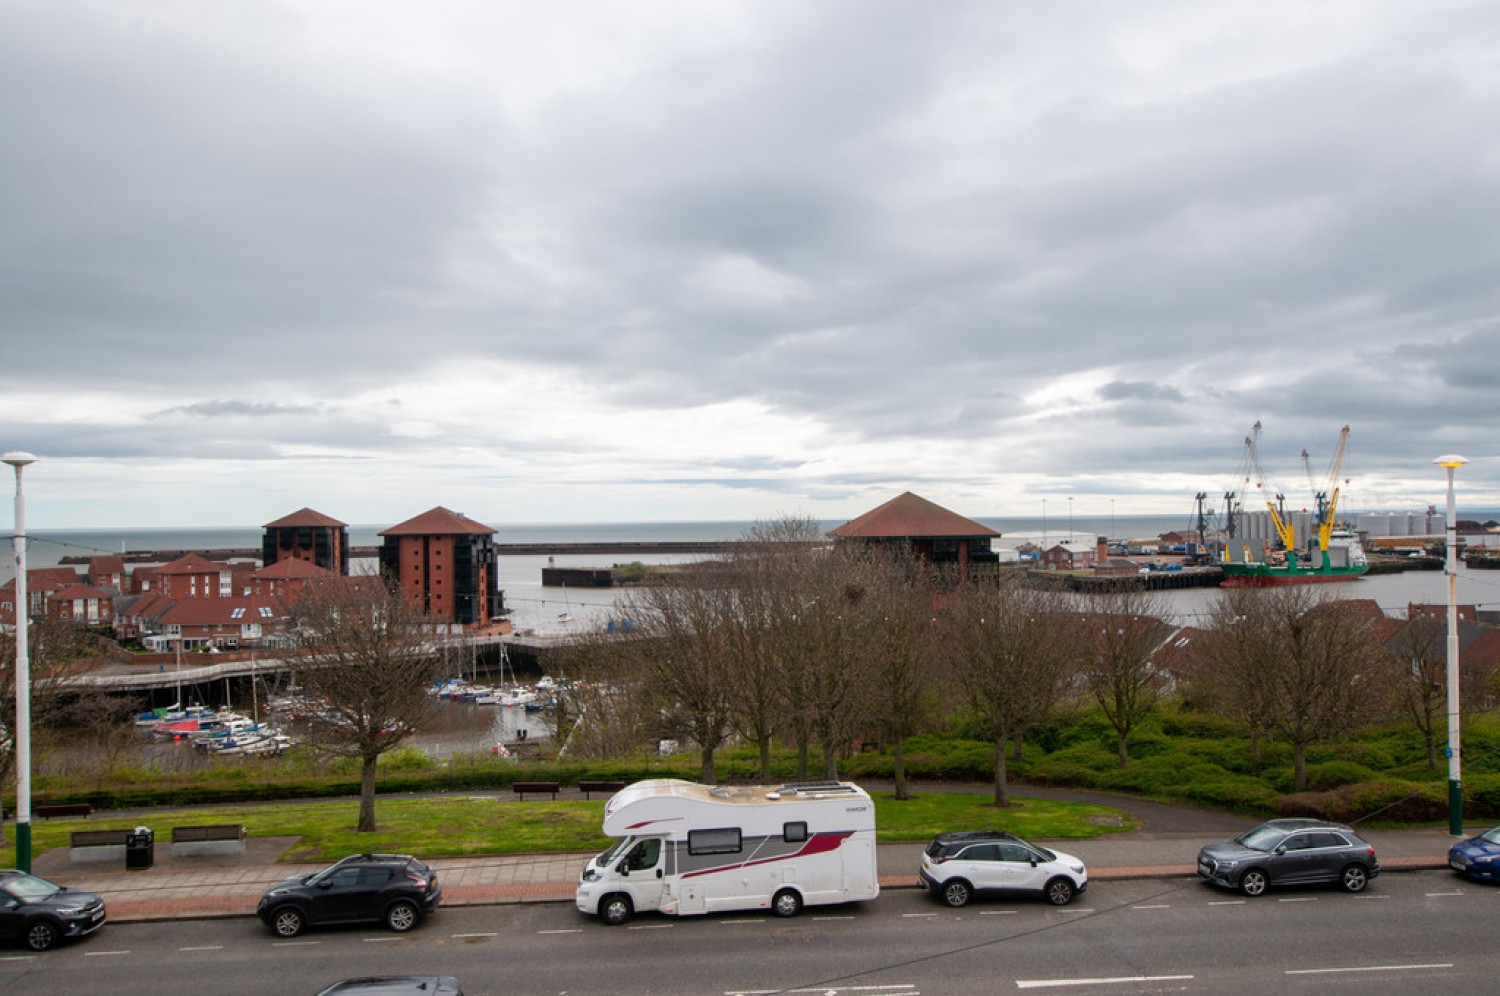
[1197,818,1380,896]
[0,869,107,951]
[257,854,442,937]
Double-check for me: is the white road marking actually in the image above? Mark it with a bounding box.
[1425,891,1464,897]
[178,945,224,951]
[979,910,1018,915]
[1016,974,1194,989]
[363,936,405,942]
[902,912,940,918]
[453,932,499,938]
[83,950,131,957]
[1354,895,1390,900]
[1208,900,1245,906]
[627,923,675,930]
[1285,963,1453,976]
[1278,897,1317,903]
[535,929,581,935]
[1132,904,1170,909]
[271,940,320,947]
[0,955,38,962]
[812,915,857,920]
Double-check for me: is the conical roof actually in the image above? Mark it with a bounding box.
[828,492,999,539]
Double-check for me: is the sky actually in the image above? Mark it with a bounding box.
[2,0,1498,530]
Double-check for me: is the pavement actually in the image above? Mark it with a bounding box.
[17,784,1468,924]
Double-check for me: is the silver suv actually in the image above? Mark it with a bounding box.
[1197,818,1379,896]
[919,830,1087,907]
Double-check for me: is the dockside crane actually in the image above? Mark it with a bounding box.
[1305,425,1352,569]
[1247,421,1299,565]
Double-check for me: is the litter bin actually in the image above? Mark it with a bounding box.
[125,825,154,870]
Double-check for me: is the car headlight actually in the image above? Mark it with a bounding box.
[1473,854,1497,864]
[1070,863,1085,874]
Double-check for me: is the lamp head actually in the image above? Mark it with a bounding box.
[2,450,37,468]
[1434,454,1469,470]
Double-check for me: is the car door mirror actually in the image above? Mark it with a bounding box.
[318,879,334,889]
[616,860,630,876]
[1274,845,1286,855]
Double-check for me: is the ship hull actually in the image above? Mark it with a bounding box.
[1219,565,1368,588]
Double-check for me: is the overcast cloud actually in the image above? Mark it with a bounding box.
[2,0,1497,529]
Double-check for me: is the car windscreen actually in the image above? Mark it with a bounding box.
[598,837,633,865]
[1235,826,1285,851]
[3,874,61,902]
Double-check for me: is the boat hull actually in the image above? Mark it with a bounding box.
[1219,565,1368,587]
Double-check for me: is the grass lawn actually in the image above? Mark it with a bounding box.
[20,790,1135,864]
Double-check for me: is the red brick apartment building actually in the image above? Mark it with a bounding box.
[262,506,350,575]
[379,506,501,627]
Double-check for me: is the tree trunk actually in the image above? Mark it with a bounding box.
[700,744,716,784]
[796,736,810,780]
[994,737,1010,807]
[358,754,378,832]
[759,737,772,783]
[1117,728,1129,768]
[1293,743,1308,792]
[822,743,839,781]
[1011,735,1024,765]
[893,739,909,801]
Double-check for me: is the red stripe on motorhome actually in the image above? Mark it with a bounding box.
[681,831,854,879]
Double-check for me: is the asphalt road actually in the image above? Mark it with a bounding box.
[4,869,1496,996]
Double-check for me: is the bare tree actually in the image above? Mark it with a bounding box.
[724,516,823,782]
[1383,614,1446,770]
[791,545,888,781]
[283,578,447,832]
[616,579,739,782]
[945,580,1072,805]
[1076,589,1171,768]
[1202,588,1383,792]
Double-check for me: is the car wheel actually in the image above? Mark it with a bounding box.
[1239,869,1268,897]
[941,880,972,908]
[1045,877,1076,906]
[385,899,419,932]
[600,894,633,926]
[1339,864,1369,893]
[772,889,803,918]
[24,919,60,952]
[271,906,306,938]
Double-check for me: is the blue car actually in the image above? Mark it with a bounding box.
[1449,827,1500,881]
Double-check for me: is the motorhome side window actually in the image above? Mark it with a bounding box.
[688,828,742,855]
[783,822,808,843]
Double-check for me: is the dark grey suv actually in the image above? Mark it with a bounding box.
[1197,818,1379,896]
[257,853,441,937]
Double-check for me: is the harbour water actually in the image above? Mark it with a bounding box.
[10,516,1500,631]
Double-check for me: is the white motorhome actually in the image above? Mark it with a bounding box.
[575,778,879,925]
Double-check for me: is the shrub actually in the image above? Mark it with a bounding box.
[1301,760,1378,792]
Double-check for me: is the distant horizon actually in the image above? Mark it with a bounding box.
[15,505,1499,535]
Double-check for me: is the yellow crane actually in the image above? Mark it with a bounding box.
[1304,425,1352,569]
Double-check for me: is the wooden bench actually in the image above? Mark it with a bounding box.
[37,802,94,819]
[170,824,247,857]
[511,780,561,800]
[69,828,130,864]
[577,780,627,799]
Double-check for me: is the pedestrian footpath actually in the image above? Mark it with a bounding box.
[30,825,1460,924]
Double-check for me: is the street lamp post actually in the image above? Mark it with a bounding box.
[1436,453,1468,837]
[3,450,36,871]
[1067,496,1074,543]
